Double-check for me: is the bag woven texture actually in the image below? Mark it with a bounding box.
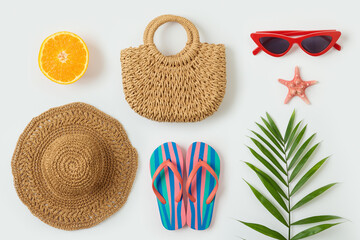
[121,15,226,122]
[11,102,138,230]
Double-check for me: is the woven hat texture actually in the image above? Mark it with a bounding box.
[12,102,138,230]
[121,14,226,122]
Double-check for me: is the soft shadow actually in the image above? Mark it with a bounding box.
[82,40,104,82]
[211,45,239,120]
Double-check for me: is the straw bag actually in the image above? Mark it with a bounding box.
[121,15,226,122]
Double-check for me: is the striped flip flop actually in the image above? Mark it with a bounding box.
[185,142,220,230]
[150,142,186,230]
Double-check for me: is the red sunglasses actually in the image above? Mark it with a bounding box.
[251,30,341,57]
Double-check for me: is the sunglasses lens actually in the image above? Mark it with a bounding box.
[259,37,290,54]
[301,35,332,53]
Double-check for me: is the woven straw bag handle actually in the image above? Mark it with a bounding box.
[143,15,200,46]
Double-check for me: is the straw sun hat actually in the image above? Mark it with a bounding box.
[11,102,138,230]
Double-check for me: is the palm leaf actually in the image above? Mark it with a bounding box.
[256,123,284,153]
[285,121,302,152]
[291,183,337,211]
[251,130,286,163]
[290,143,320,182]
[245,162,288,200]
[291,158,328,196]
[250,138,286,174]
[291,223,342,240]
[261,117,284,145]
[289,133,316,169]
[245,162,288,211]
[245,181,288,226]
[239,221,287,240]
[241,112,343,240]
[266,112,284,143]
[292,215,342,225]
[284,110,295,143]
[287,125,307,158]
[248,147,287,186]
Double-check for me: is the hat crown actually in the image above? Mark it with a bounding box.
[42,133,105,198]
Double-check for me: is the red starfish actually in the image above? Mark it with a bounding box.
[278,66,317,104]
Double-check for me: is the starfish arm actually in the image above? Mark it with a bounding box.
[305,80,317,86]
[300,94,311,104]
[284,92,294,104]
[294,66,300,76]
[278,79,289,86]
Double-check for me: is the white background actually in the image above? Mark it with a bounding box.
[0,0,358,239]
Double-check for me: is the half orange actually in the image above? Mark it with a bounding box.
[39,31,89,84]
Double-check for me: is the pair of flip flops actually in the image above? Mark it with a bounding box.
[150,142,220,230]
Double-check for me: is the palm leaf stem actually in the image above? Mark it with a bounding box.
[284,150,291,239]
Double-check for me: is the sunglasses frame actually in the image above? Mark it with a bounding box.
[251,30,341,57]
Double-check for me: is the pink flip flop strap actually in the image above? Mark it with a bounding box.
[152,160,183,204]
[186,160,219,205]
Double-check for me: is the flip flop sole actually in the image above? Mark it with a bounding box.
[150,142,186,230]
[186,142,220,230]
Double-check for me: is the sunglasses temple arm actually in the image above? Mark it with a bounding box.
[334,43,341,51]
[253,47,262,55]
